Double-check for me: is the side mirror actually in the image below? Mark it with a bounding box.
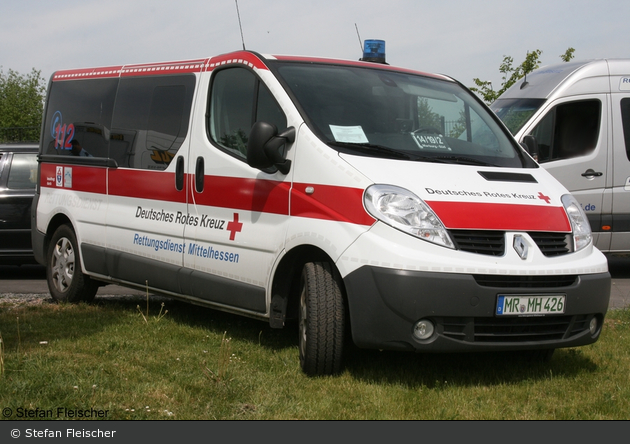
[520,135,539,162]
[247,122,295,174]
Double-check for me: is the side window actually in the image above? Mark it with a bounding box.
[7,154,38,189]
[208,67,286,159]
[620,98,630,161]
[111,75,196,170]
[42,78,118,158]
[529,100,601,163]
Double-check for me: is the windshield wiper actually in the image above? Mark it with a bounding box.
[329,142,448,163]
[435,155,496,166]
[329,141,412,159]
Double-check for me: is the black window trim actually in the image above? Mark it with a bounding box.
[205,65,287,164]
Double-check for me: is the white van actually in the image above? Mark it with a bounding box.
[32,50,610,375]
[491,58,630,254]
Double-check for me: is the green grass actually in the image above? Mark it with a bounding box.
[0,295,629,420]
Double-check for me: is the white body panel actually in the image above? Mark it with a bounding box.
[494,58,630,253]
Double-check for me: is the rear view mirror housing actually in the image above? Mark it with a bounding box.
[521,135,539,162]
[247,122,295,174]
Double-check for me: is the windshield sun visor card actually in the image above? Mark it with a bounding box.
[412,131,451,151]
[330,125,369,144]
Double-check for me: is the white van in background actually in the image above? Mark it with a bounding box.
[32,49,610,375]
[491,59,630,254]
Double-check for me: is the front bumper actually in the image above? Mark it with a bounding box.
[343,266,611,352]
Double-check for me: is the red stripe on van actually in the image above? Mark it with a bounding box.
[52,58,211,81]
[206,52,269,71]
[192,176,290,215]
[272,55,448,79]
[426,201,571,232]
[39,164,107,194]
[52,67,124,81]
[108,169,187,203]
[121,59,208,77]
[291,184,375,226]
[39,165,568,232]
[192,177,373,226]
[40,165,373,226]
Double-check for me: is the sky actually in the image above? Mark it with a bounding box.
[1,0,629,93]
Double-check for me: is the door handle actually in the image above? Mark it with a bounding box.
[581,169,603,178]
[175,156,184,191]
[195,156,205,193]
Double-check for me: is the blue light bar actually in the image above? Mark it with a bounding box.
[361,39,386,64]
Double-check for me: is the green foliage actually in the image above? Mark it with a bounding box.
[219,129,248,156]
[560,47,576,63]
[417,98,464,138]
[417,98,443,131]
[470,48,575,105]
[0,67,46,141]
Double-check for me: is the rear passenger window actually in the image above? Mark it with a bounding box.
[42,78,117,158]
[528,100,601,163]
[111,75,196,170]
[208,67,286,160]
[620,98,630,161]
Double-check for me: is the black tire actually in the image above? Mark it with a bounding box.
[46,224,98,303]
[299,262,345,375]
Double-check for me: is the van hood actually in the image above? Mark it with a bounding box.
[340,154,572,232]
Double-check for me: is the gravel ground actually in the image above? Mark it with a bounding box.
[0,293,54,307]
[0,293,172,308]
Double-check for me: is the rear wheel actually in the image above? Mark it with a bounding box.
[46,224,98,303]
[299,262,345,375]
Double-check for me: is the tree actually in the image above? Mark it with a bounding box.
[0,67,46,141]
[417,98,443,131]
[470,48,575,105]
[560,47,575,63]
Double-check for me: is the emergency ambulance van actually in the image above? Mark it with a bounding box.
[491,58,630,254]
[32,49,611,375]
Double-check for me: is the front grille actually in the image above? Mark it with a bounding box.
[473,274,578,288]
[450,230,505,256]
[440,314,591,343]
[449,230,572,257]
[529,232,571,256]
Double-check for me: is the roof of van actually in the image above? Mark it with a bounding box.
[50,50,450,82]
[497,58,630,100]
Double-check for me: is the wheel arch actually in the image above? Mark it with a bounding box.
[38,213,74,266]
[269,244,347,328]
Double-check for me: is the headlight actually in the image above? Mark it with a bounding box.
[364,184,454,249]
[561,194,592,252]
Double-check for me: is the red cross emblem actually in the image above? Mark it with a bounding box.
[227,213,243,241]
[537,192,551,204]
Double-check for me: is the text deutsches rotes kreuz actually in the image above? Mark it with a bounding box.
[425,188,539,200]
[135,206,226,229]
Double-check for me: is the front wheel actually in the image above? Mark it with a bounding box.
[46,224,98,303]
[299,262,345,375]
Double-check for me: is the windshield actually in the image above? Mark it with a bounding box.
[491,98,546,135]
[272,62,531,168]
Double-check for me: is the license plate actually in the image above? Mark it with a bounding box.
[496,295,565,316]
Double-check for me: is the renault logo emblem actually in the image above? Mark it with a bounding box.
[513,235,529,260]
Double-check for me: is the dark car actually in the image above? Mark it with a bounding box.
[0,143,39,265]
